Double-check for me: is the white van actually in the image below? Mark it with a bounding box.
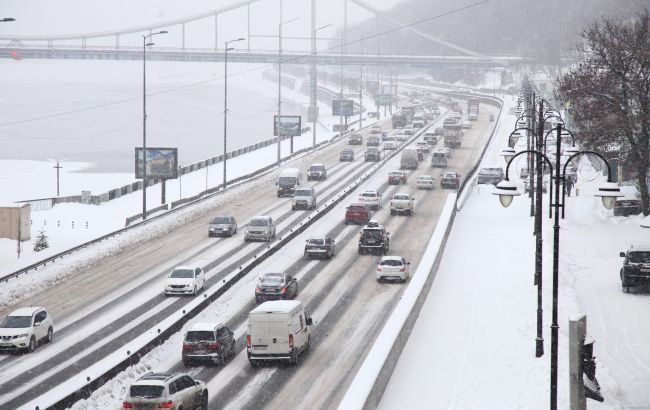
[247,300,312,366]
[276,167,302,197]
[292,186,317,210]
[400,147,419,170]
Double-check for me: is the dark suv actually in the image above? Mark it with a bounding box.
[349,133,363,145]
[340,149,355,162]
[182,323,236,366]
[477,167,504,185]
[365,147,381,162]
[123,372,208,410]
[358,222,390,255]
[307,163,327,181]
[620,244,650,292]
[344,203,371,225]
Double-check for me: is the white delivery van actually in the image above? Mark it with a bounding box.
[400,147,419,170]
[247,300,313,366]
[276,167,302,197]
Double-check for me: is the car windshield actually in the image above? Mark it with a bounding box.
[260,274,284,286]
[295,190,312,196]
[250,218,269,227]
[349,206,366,212]
[342,150,353,154]
[389,172,402,177]
[481,168,502,175]
[185,330,215,342]
[360,192,377,198]
[418,176,432,181]
[308,239,325,245]
[211,217,231,224]
[629,251,650,263]
[130,385,164,399]
[380,259,403,267]
[443,174,456,178]
[310,166,323,171]
[0,315,31,328]
[362,229,383,240]
[394,195,409,200]
[278,177,296,185]
[170,268,194,278]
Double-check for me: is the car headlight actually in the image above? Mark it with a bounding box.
[18,333,28,339]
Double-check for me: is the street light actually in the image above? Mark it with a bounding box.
[494,124,622,410]
[277,16,299,166]
[358,31,372,130]
[223,37,245,190]
[141,29,167,220]
[311,23,332,148]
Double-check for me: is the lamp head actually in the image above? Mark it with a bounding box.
[595,182,623,210]
[493,180,521,208]
[500,147,516,164]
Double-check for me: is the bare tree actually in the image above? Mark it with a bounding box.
[556,9,650,214]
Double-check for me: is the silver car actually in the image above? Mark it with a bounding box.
[244,216,276,242]
[208,215,237,237]
[122,372,208,410]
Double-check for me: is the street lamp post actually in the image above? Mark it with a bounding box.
[311,24,332,148]
[277,16,299,167]
[494,124,622,409]
[142,30,167,220]
[223,37,245,190]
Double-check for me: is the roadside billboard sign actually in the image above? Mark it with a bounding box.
[274,115,302,137]
[332,99,354,116]
[382,84,397,95]
[135,147,179,179]
[376,94,392,106]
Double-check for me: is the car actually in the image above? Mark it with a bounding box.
[122,372,208,410]
[383,140,397,150]
[307,163,327,181]
[376,256,410,283]
[423,132,438,145]
[415,141,430,154]
[304,236,336,259]
[462,120,472,129]
[345,203,371,225]
[440,170,461,189]
[416,175,435,189]
[340,148,355,162]
[292,186,317,210]
[244,215,276,242]
[208,215,237,237]
[389,193,415,216]
[388,170,407,185]
[182,323,236,366]
[431,150,448,168]
[365,147,381,162]
[0,307,53,353]
[443,147,453,159]
[367,135,380,146]
[613,185,641,217]
[403,126,414,136]
[620,244,650,292]
[164,266,205,296]
[255,272,299,303]
[394,130,406,141]
[433,127,444,136]
[477,167,505,185]
[348,133,363,145]
[358,190,383,210]
[358,221,390,255]
[370,125,382,134]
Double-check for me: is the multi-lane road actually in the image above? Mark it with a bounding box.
[0,96,499,409]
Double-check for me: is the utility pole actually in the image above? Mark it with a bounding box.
[53,161,62,196]
[359,35,364,130]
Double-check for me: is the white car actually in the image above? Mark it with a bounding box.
[376,256,411,282]
[384,140,397,150]
[0,307,54,353]
[358,190,383,210]
[394,130,406,141]
[416,175,435,189]
[164,265,205,296]
[415,141,430,153]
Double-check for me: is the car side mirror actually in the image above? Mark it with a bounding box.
[620,252,626,257]
[34,322,41,327]
[306,317,313,326]
[195,381,201,386]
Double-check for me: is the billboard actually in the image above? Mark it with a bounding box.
[382,84,397,95]
[274,115,302,137]
[332,99,354,116]
[375,94,392,106]
[135,147,179,179]
[365,80,379,94]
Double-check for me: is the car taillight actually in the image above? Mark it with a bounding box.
[289,334,294,348]
[158,401,173,409]
[255,287,261,294]
[281,287,287,294]
[376,266,382,272]
[208,342,219,350]
[400,266,406,272]
[122,402,133,409]
[247,334,251,348]
[182,343,192,351]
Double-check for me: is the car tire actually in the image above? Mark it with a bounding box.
[46,327,53,344]
[290,348,299,366]
[182,357,190,366]
[201,392,209,410]
[27,336,36,353]
[192,285,197,296]
[623,285,630,293]
[229,342,236,358]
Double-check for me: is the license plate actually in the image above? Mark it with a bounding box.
[367,240,376,244]
[253,345,267,350]
[0,343,12,347]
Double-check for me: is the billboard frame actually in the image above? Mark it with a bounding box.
[332,99,354,116]
[274,115,302,137]
[135,147,179,180]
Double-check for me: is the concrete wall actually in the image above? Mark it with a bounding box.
[0,204,31,241]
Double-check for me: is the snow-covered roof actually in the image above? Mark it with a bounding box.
[7,306,42,317]
[252,300,302,314]
[189,322,221,332]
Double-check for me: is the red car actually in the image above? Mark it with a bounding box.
[388,171,407,185]
[345,203,371,225]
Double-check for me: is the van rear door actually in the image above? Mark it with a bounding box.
[249,312,271,354]
[268,313,290,355]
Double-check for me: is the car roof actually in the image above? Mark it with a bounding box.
[8,307,44,317]
[252,215,271,219]
[134,372,179,386]
[189,322,222,332]
[252,300,302,313]
[307,236,330,241]
[380,256,405,262]
[417,175,434,179]
[348,202,367,207]
[173,265,198,270]
[310,163,324,167]
[628,244,650,252]
[361,190,379,194]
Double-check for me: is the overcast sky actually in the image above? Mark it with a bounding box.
[1,0,405,50]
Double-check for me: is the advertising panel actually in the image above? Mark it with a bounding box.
[365,80,379,94]
[332,99,354,116]
[135,147,179,179]
[376,94,392,106]
[382,84,397,95]
[274,115,302,137]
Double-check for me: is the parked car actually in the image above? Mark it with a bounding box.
[255,272,299,303]
[345,203,371,225]
[376,256,410,283]
[182,322,236,366]
[304,236,336,259]
[292,186,317,210]
[0,307,53,353]
[367,135,380,146]
[164,266,205,296]
[340,148,355,162]
[122,372,207,410]
[208,215,237,237]
[613,185,641,217]
[244,216,276,242]
[388,170,408,185]
[358,190,383,210]
[477,167,504,185]
[620,244,650,292]
[370,125,382,134]
[390,193,415,216]
[358,221,390,255]
[348,133,363,145]
[416,175,435,189]
[440,170,461,189]
[365,147,381,162]
[307,163,327,181]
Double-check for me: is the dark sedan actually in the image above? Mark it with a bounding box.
[440,171,461,189]
[255,273,298,303]
[340,149,355,162]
